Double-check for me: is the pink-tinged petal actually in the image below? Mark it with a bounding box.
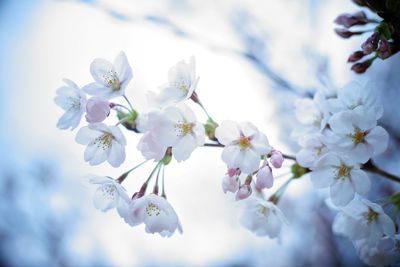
[330,178,355,206]
[108,140,125,167]
[256,166,273,190]
[172,134,197,162]
[365,126,389,155]
[75,126,102,145]
[351,169,370,195]
[113,51,132,86]
[270,151,284,168]
[329,111,354,134]
[310,168,334,188]
[222,175,239,193]
[90,58,114,84]
[215,120,240,145]
[378,214,396,237]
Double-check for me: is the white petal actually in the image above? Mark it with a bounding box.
[93,185,118,211]
[172,134,198,162]
[378,214,395,237]
[221,145,242,168]
[239,122,258,137]
[240,149,260,173]
[75,126,102,145]
[351,169,371,195]
[215,120,240,145]
[109,126,127,146]
[90,58,113,84]
[250,132,271,155]
[113,51,133,86]
[329,111,353,134]
[365,126,389,155]
[108,140,125,167]
[330,178,355,206]
[310,168,334,188]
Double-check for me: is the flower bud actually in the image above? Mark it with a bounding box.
[347,51,365,62]
[204,119,219,141]
[361,32,379,55]
[351,60,372,74]
[378,38,391,59]
[222,175,239,194]
[85,97,110,123]
[227,168,238,177]
[236,184,252,201]
[270,151,284,168]
[334,11,367,28]
[255,166,273,190]
[335,28,363,39]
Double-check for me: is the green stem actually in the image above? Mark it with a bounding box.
[123,94,135,112]
[116,160,149,183]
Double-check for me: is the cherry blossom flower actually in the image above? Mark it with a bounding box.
[83,51,132,99]
[328,107,389,163]
[215,120,271,174]
[354,235,400,267]
[137,132,167,161]
[75,123,126,167]
[89,175,130,213]
[296,133,329,168]
[153,56,199,107]
[328,81,383,118]
[255,165,273,190]
[240,197,288,238]
[54,79,87,130]
[128,194,183,237]
[332,199,395,247]
[310,153,371,206]
[85,97,110,123]
[152,103,205,162]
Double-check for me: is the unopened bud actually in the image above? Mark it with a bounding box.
[86,97,110,123]
[334,11,367,28]
[361,32,380,55]
[117,109,139,132]
[347,50,365,62]
[378,38,391,59]
[235,184,252,200]
[255,166,273,190]
[204,119,219,141]
[335,28,363,39]
[351,60,372,74]
[270,151,284,168]
[222,174,239,194]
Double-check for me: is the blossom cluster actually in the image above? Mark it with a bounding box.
[55,52,287,238]
[293,81,399,265]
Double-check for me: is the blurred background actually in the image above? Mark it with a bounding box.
[0,0,399,266]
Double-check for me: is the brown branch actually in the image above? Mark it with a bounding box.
[363,161,400,183]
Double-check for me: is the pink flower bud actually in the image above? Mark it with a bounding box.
[236,184,252,201]
[334,11,367,28]
[86,97,111,123]
[270,151,284,168]
[351,60,372,74]
[378,38,391,59]
[227,168,238,177]
[222,175,239,194]
[335,28,363,39]
[255,166,274,190]
[361,32,379,55]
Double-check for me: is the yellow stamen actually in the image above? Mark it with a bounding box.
[238,136,251,149]
[352,127,365,145]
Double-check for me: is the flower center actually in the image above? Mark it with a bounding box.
[95,133,113,150]
[314,144,325,156]
[175,122,193,136]
[103,70,120,91]
[257,205,269,217]
[335,164,352,178]
[68,97,81,109]
[101,184,117,200]
[238,136,251,149]
[363,207,378,223]
[145,202,161,216]
[351,127,365,145]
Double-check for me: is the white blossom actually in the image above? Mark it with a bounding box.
[151,103,205,162]
[354,235,400,267]
[240,197,288,238]
[128,194,183,237]
[328,81,383,119]
[152,56,198,107]
[89,176,130,213]
[83,51,132,99]
[75,123,126,167]
[296,133,329,168]
[328,107,389,163]
[54,79,87,130]
[332,199,395,247]
[215,120,271,174]
[310,153,370,206]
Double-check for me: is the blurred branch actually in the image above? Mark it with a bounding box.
[363,160,400,183]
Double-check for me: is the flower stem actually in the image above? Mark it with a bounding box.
[161,164,167,198]
[116,159,149,183]
[363,161,400,183]
[123,94,135,112]
[153,163,163,194]
[111,103,131,113]
[268,177,293,204]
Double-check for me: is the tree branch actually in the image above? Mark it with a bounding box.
[363,161,400,183]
